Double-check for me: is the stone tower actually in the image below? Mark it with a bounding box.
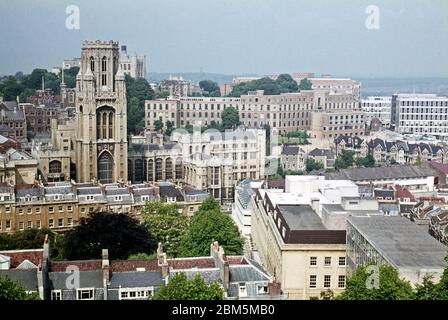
[74,40,127,183]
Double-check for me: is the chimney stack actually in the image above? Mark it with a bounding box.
[210,241,229,294]
[102,249,110,300]
[157,243,169,279]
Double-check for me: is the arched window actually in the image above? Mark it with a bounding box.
[165,158,173,180]
[49,160,62,174]
[98,152,113,183]
[90,57,95,72]
[135,159,143,183]
[101,57,107,86]
[108,112,113,138]
[102,113,107,138]
[148,159,154,181]
[155,158,163,181]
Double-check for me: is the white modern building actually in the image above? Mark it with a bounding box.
[393,93,448,140]
[361,96,392,127]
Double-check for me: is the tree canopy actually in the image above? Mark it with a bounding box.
[298,78,312,91]
[0,277,40,300]
[64,211,156,260]
[335,150,355,170]
[199,80,221,97]
[355,154,376,168]
[178,197,244,257]
[142,202,189,258]
[305,158,324,172]
[153,273,224,300]
[228,74,299,97]
[125,74,154,134]
[336,264,415,300]
[221,106,240,130]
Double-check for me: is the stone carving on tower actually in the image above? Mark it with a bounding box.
[74,40,128,183]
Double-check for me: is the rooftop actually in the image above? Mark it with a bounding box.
[326,165,436,181]
[277,205,326,231]
[348,215,448,269]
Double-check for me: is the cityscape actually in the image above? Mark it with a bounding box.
[0,0,448,307]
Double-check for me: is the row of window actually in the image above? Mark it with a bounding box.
[309,275,346,289]
[310,256,346,267]
[17,205,73,215]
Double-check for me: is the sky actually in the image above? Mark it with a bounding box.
[0,0,447,78]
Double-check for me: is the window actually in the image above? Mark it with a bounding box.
[18,221,24,230]
[238,283,247,297]
[27,208,32,214]
[67,218,73,226]
[310,256,317,266]
[36,220,41,229]
[51,290,62,300]
[309,275,317,288]
[338,275,346,288]
[58,206,63,212]
[18,208,23,215]
[76,289,94,300]
[339,257,346,266]
[27,221,32,229]
[49,219,54,228]
[58,219,63,227]
[257,285,268,295]
[49,207,54,214]
[324,275,331,288]
[6,220,11,230]
[324,257,331,266]
[81,207,86,213]
[119,288,153,300]
[68,206,73,212]
[36,207,41,214]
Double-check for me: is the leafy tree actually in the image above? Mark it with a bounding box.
[335,150,355,170]
[336,264,415,300]
[154,119,164,132]
[275,74,298,92]
[178,198,244,257]
[125,74,154,134]
[298,78,312,91]
[153,273,224,300]
[0,76,24,100]
[0,276,40,300]
[305,158,324,172]
[154,90,170,99]
[198,197,221,212]
[64,66,79,88]
[127,252,158,260]
[355,154,376,168]
[64,212,156,260]
[199,80,220,97]
[221,106,240,130]
[415,276,440,300]
[165,120,174,136]
[142,202,189,257]
[229,77,281,96]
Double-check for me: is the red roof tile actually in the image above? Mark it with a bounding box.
[0,249,43,268]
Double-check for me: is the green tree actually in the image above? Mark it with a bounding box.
[335,150,355,170]
[275,74,298,92]
[125,74,154,134]
[127,252,158,260]
[221,106,240,130]
[154,119,164,132]
[153,273,224,300]
[0,76,24,100]
[199,80,220,97]
[298,78,312,91]
[0,276,40,300]
[415,276,441,300]
[64,212,156,260]
[165,120,174,136]
[336,264,415,300]
[142,202,189,257]
[178,198,244,257]
[305,158,324,172]
[355,154,376,168]
[229,77,281,96]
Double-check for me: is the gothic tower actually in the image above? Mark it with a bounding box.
[74,40,127,183]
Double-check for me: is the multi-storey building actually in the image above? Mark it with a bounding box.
[361,96,392,127]
[158,76,194,98]
[310,78,361,100]
[119,45,146,79]
[0,101,27,142]
[0,148,38,184]
[145,88,363,137]
[392,93,448,139]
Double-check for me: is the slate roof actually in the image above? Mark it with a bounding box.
[15,187,43,198]
[108,271,164,288]
[326,165,437,181]
[0,269,38,291]
[308,148,334,158]
[159,185,184,201]
[49,270,103,289]
[229,265,270,282]
[77,187,103,195]
[281,145,300,156]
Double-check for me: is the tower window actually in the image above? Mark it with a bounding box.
[90,57,95,72]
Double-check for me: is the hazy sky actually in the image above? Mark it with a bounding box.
[0,0,447,77]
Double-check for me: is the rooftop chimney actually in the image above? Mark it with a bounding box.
[157,242,169,279]
[102,249,110,300]
[210,241,229,293]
